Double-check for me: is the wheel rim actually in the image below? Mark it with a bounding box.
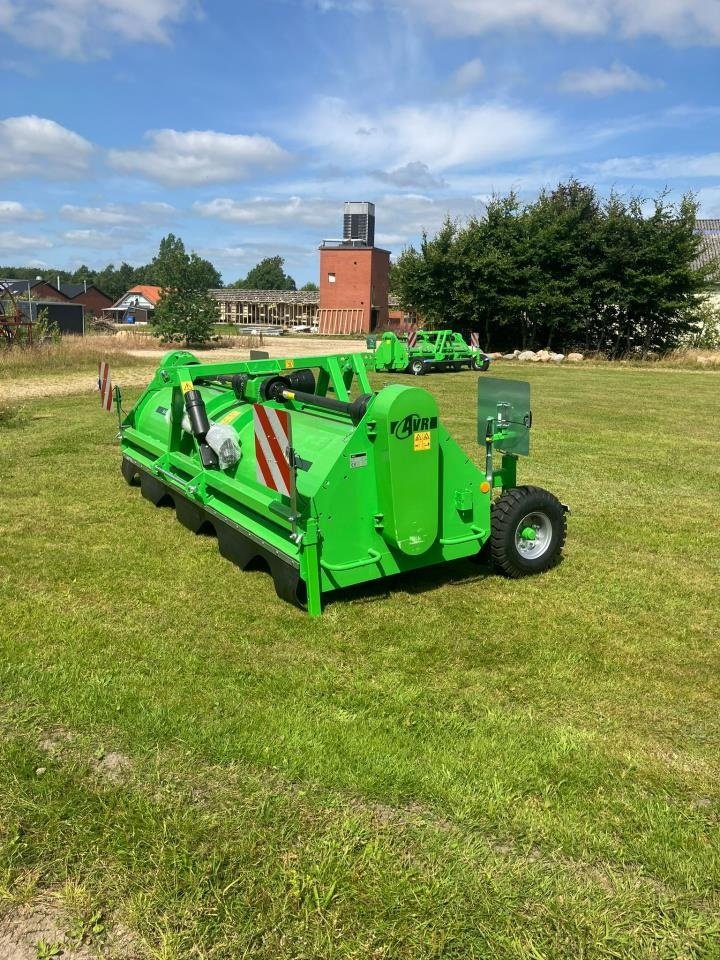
[514,511,552,559]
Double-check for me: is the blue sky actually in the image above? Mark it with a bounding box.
[1,0,719,285]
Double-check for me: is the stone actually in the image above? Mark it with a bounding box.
[517,350,537,362]
[501,353,516,360]
[550,352,565,362]
[536,349,551,362]
[488,352,503,360]
[567,352,584,362]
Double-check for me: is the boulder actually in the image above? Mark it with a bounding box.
[536,349,551,362]
[518,350,537,362]
[501,353,516,360]
[567,352,584,362]
[550,352,565,362]
[488,352,503,360]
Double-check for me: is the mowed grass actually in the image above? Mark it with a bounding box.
[1,363,719,958]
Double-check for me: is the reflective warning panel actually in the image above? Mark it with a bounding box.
[477,377,531,456]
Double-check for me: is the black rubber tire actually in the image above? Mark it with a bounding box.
[491,485,566,578]
[410,359,426,376]
[472,356,490,372]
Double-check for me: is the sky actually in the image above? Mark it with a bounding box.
[1,0,720,285]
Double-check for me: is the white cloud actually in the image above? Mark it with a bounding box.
[558,62,662,96]
[194,196,336,226]
[0,200,44,221]
[450,57,485,91]
[108,129,291,187]
[591,152,720,178]
[378,0,720,44]
[60,201,175,224]
[696,186,720,217]
[373,161,447,189]
[0,0,199,59]
[63,228,122,247]
[0,231,52,252]
[195,190,488,256]
[0,116,92,180]
[297,97,553,171]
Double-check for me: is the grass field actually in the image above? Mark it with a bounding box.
[1,361,719,959]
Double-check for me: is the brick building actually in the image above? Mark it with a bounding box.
[318,242,390,334]
[59,283,113,318]
[1,278,68,302]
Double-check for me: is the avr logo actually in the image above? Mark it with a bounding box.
[391,414,438,440]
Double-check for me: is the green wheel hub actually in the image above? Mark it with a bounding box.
[514,511,552,558]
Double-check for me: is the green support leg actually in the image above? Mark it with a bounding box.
[303,517,323,617]
[501,454,517,490]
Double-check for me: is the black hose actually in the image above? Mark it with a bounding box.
[280,389,372,425]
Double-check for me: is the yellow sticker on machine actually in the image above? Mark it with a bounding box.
[180,380,194,394]
[219,410,242,424]
[413,430,431,451]
[284,359,295,369]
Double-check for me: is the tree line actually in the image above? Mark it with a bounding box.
[1,246,312,302]
[393,181,716,356]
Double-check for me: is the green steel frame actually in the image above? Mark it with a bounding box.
[120,350,522,616]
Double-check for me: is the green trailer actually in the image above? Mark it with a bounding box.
[119,349,566,616]
[372,330,490,376]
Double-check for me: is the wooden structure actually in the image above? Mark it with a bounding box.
[210,289,319,327]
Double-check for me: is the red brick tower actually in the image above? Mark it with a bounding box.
[318,202,390,334]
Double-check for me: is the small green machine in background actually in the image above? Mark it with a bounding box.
[120,350,566,616]
[372,330,490,376]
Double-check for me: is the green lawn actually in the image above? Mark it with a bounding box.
[1,364,719,959]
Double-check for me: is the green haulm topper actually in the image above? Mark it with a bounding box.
[120,350,567,616]
[372,329,490,376]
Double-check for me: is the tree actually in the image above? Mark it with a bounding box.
[150,233,221,290]
[392,182,712,354]
[0,237,223,305]
[150,234,219,344]
[393,218,461,329]
[234,255,296,290]
[300,281,319,291]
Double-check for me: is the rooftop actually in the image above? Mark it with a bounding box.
[59,282,110,299]
[695,219,720,235]
[694,235,720,279]
[1,278,58,296]
[210,288,320,304]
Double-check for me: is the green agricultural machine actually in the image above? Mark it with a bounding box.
[120,350,567,616]
[372,329,490,376]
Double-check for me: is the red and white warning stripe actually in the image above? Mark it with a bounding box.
[254,404,292,497]
[407,329,418,349]
[98,361,113,411]
[470,332,480,350]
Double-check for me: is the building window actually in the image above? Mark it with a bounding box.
[328,272,336,283]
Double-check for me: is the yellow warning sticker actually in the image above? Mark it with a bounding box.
[220,410,242,425]
[413,430,431,451]
[284,359,295,369]
[180,380,193,394]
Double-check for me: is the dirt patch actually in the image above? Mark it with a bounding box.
[38,728,74,756]
[0,898,140,960]
[0,369,155,403]
[91,751,133,784]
